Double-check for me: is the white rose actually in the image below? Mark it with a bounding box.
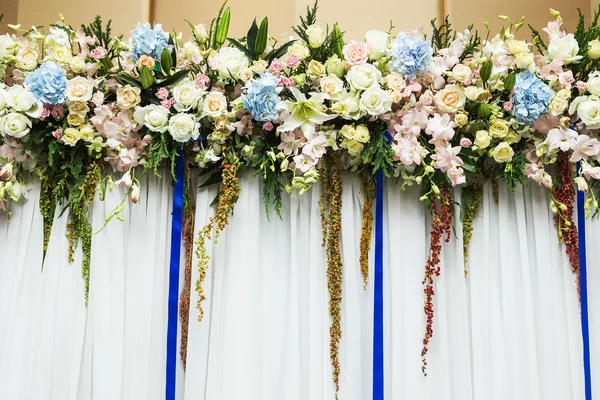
[79,124,96,142]
[306,25,326,48]
[216,47,250,80]
[183,41,202,63]
[173,78,202,112]
[69,56,85,73]
[203,91,228,118]
[507,40,528,55]
[347,64,382,91]
[515,52,534,69]
[0,112,31,138]
[548,34,582,65]
[168,113,200,142]
[355,124,370,143]
[587,74,600,96]
[45,27,71,48]
[252,60,268,74]
[15,47,38,71]
[0,34,16,62]
[359,87,392,116]
[549,95,569,116]
[4,86,42,118]
[588,39,600,60]
[434,84,466,113]
[134,105,170,133]
[319,74,344,99]
[342,138,364,157]
[465,86,486,101]
[365,30,389,61]
[569,95,600,128]
[325,55,346,78]
[239,67,254,83]
[286,41,310,60]
[474,130,491,149]
[451,64,472,83]
[66,77,96,102]
[0,89,6,115]
[492,142,514,163]
[48,46,72,65]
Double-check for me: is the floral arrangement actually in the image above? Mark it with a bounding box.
[2,3,600,392]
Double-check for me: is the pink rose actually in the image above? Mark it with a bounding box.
[156,87,169,100]
[263,122,274,131]
[195,73,210,89]
[342,41,369,66]
[269,59,284,74]
[51,105,64,120]
[52,128,63,139]
[503,101,513,111]
[285,55,300,68]
[577,81,587,93]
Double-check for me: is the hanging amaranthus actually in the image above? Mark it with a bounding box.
[179,152,195,370]
[320,155,344,395]
[552,151,580,291]
[421,188,453,376]
[359,169,375,289]
[66,161,100,305]
[195,152,241,321]
[462,176,483,269]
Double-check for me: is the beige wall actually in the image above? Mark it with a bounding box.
[1,0,595,42]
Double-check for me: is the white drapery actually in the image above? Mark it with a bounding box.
[0,173,589,399]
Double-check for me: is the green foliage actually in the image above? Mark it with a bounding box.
[292,1,341,62]
[145,131,180,178]
[362,130,395,178]
[228,17,295,62]
[430,16,453,52]
[499,151,528,191]
[210,1,230,49]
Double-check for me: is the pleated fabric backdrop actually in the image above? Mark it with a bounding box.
[0,173,590,400]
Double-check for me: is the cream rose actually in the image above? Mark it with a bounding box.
[507,40,528,55]
[136,55,156,70]
[168,113,200,142]
[216,47,250,80]
[515,52,534,69]
[16,47,39,70]
[173,78,202,112]
[61,127,80,146]
[434,84,466,113]
[307,60,326,79]
[48,46,72,65]
[385,72,406,91]
[474,130,491,149]
[451,64,472,84]
[68,101,90,116]
[4,86,42,118]
[252,60,268,74]
[549,95,569,116]
[346,64,382,91]
[355,124,370,143]
[359,87,392,116]
[455,113,468,128]
[331,93,362,120]
[66,77,96,102]
[117,85,141,110]
[548,34,582,65]
[325,55,346,78]
[0,112,31,138]
[492,142,514,163]
[286,41,310,60]
[589,39,600,60]
[587,73,600,96]
[79,125,96,142]
[569,95,600,128]
[465,86,488,102]
[69,56,85,74]
[203,91,228,118]
[489,119,509,139]
[306,24,326,48]
[342,138,364,157]
[340,124,357,140]
[67,113,85,127]
[365,30,389,61]
[193,24,209,43]
[134,104,170,132]
[319,75,344,99]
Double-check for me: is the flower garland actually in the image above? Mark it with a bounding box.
[320,154,343,394]
[421,188,453,375]
[359,169,375,289]
[195,152,241,321]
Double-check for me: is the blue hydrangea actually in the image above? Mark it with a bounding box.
[130,23,172,61]
[388,33,433,82]
[24,61,67,105]
[511,70,554,125]
[242,73,282,122]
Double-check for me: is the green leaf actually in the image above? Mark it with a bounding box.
[504,71,516,92]
[209,193,221,207]
[161,48,173,75]
[115,73,143,88]
[255,17,268,57]
[462,159,476,173]
[332,24,344,59]
[156,69,190,87]
[480,59,492,85]
[200,171,223,188]
[265,40,296,62]
[247,18,259,56]
[227,37,255,61]
[140,65,154,89]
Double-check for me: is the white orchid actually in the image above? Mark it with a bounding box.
[276,87,336,140]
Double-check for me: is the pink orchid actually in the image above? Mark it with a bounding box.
[431,145,463,172]
[447,166,466,186]
[278,130,306,156]
[392,136,427,166]
[460,138,472,148]
[302,135,328,159]
[115,170,133,189]
[293,153,318,173]
[545,127,577,152]
[426,113,457,147]
[399,109,429,137]
[231,114,254,136]
[570,135,600,162]
[582,163,600,180]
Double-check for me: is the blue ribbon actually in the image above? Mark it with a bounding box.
[577,161,593,400]
[373,167,384,400]
[166,148,185,400]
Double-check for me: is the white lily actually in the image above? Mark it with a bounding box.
[277,87,336,140]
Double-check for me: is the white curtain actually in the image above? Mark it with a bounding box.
[586,201,600,396]
[0,174,588,400]
[0,172,173,400]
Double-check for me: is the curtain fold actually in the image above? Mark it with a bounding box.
[0,175,589,400]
